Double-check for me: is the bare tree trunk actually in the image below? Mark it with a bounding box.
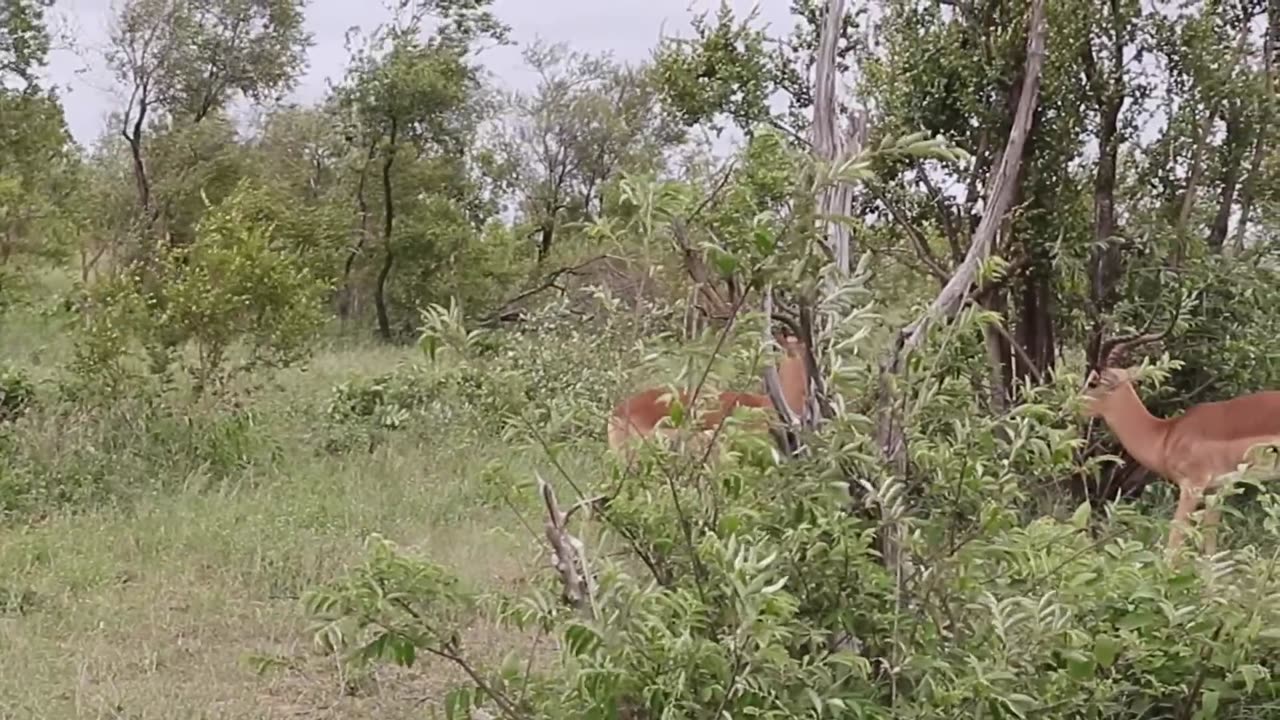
[374,121,398,342]
[800,0,867,435]
[811,0,860,277]
[875,0,1048,564]
[880,0,1047,378]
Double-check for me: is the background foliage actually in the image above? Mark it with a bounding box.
[2,0,1280,716]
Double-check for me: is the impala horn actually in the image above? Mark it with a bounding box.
[1096,299,1182,371]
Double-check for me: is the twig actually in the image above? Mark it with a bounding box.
[867,183,951,284]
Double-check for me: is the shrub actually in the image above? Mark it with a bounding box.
[72,180,329,394]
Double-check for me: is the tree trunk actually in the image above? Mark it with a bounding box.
[125,110,150,214]
[339,140,379,320]
[1207,108,1250,251]
[874,0,1048,572]
[981,290,1013,413]
[536,217,555,263]
[811,0,857,277]
[1088,95,1123,318]
[1014,266,1055,380]
[374,121,398,342]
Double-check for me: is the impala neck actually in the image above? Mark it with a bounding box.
[1097,381,1171,476]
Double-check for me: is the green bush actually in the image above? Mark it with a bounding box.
[72,180,329,394]
[0,383,282,520]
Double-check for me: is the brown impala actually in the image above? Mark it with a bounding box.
[1082,321,1280,559]
[607,334,810,460]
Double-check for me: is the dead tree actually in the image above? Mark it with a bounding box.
[873,0,1049,569]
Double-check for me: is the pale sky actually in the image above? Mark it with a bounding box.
[42,0,795,148]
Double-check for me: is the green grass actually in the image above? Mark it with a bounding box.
[0,448,538,718]
[0,275,565,718]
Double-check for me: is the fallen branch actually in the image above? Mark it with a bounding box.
[481,254,618,326]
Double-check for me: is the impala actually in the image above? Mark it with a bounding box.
[607,334,810,460]
[1081,322,1280,559]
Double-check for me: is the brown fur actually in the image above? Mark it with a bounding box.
[1082,367,1280,558]
[607,335,810,459]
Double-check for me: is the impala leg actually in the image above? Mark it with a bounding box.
[1166,482,1202,562]
[1202,501,1221,556]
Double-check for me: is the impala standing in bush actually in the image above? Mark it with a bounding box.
[1081,320,1280,559]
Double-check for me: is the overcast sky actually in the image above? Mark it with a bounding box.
[42,0,795,148]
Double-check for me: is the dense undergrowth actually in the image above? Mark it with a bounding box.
[301,290,1280,718]
[5,254,1280,718]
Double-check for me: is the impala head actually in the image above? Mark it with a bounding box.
[1080,304,1181,417]
[1081,367,1136,417]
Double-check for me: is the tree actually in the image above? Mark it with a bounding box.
[333,0,508,340]
[507,42,684,262]
[0,0,51,88]
[104,0,310,235]
[0,0,74,266]
[652,0,861,140]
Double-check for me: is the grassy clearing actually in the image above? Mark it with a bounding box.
[0,289,568,718]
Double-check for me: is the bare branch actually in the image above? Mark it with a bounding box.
[868,184,950,285]
[538,475,595,618]
[884,0,1048,371]
[481,254,617,325]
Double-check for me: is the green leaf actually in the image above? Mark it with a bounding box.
[564,622,602,657]
[1070,499,1091,529]
[1003,693,1038,718]
[1116,609,1159,631]
[388,634,416,667]
[1067,655,1096,680]
[1093,635,1121,668]
[444,686,474,720]
[667,398,686,427]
